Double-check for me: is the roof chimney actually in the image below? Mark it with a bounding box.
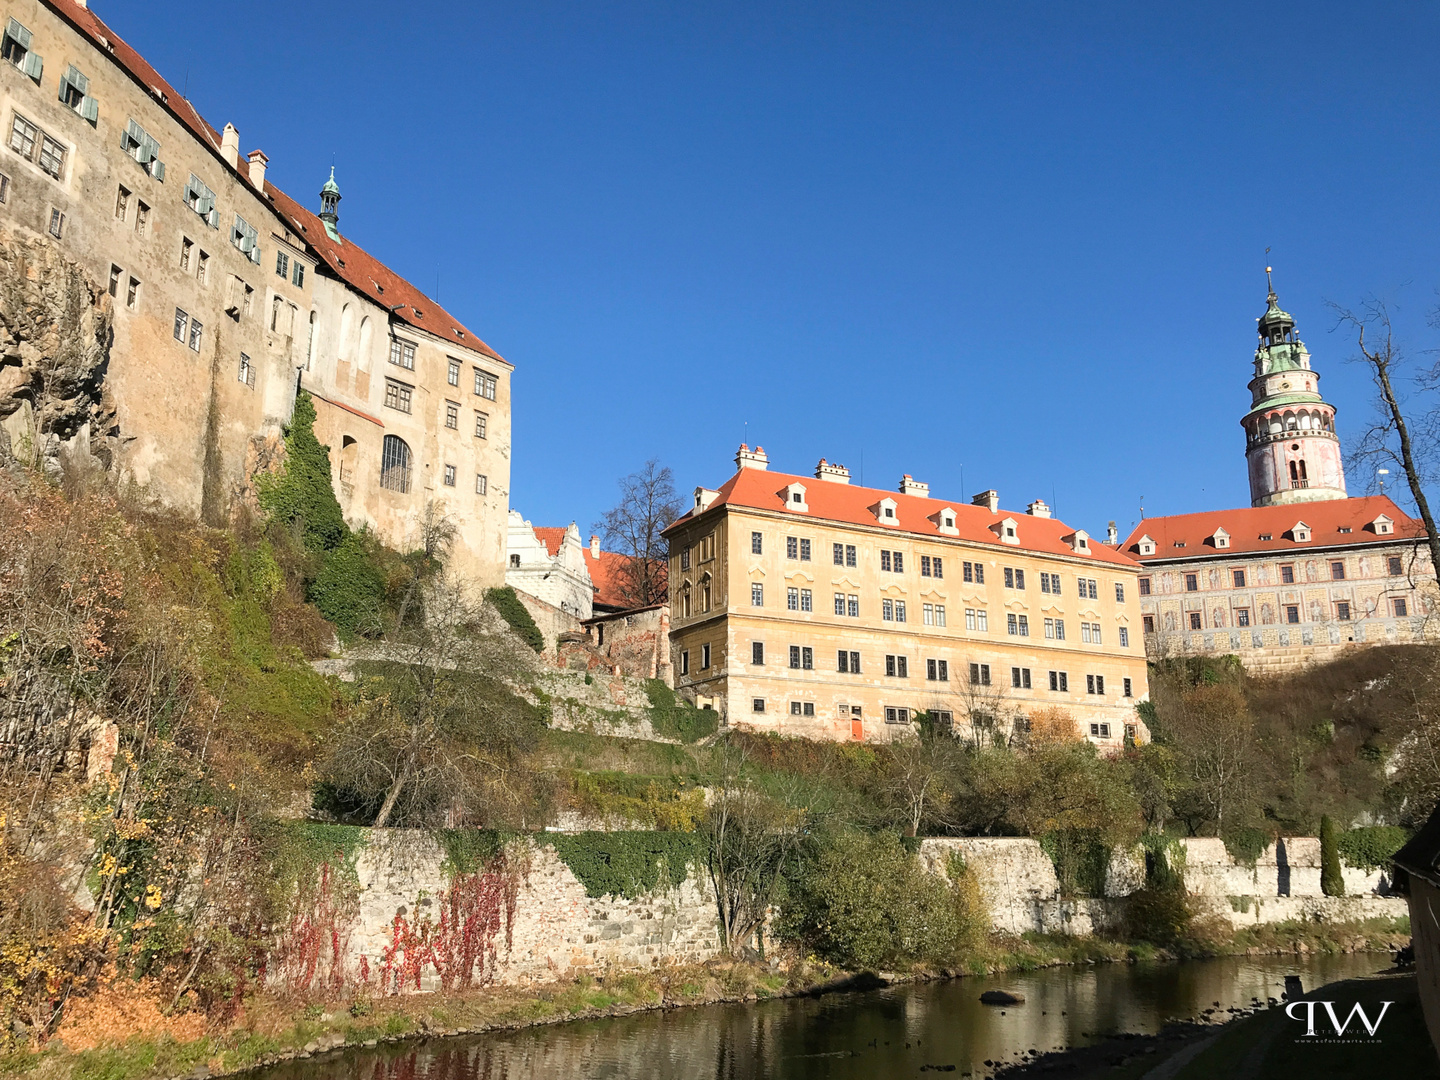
[972,489,1000,514]
[899,474,930,498]
[815,459,851,484]
[1026,499,1051,518]
[1106,521,1118,546]
[246,149,268,194]
[735,444,769,471]
[590,534,600,559]
[220,123,240,169]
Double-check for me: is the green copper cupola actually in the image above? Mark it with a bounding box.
[319,167,342,241]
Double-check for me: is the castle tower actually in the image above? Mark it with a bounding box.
[1241,269,1347,507]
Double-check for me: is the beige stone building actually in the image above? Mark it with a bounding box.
[1121,276,1436,672]
[664,446,1150,747]
[0,0,511,586]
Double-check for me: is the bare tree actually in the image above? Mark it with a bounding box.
[595,459,683,608]
[1332,299,1440,578]
[879,714,961,836]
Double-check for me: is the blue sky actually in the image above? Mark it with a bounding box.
[109,0,1440,539]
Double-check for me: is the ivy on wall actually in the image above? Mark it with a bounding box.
[256,392,347,553]
[1337,825,1410,871]
[542,831,706,899]
[644,679,719,743]
[485,586,544,653]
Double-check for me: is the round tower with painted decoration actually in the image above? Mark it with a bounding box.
[1242,269,1347,507]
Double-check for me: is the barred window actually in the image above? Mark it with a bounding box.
[380,435,412,493]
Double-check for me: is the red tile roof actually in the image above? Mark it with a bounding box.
[531,526,569,559]
[1120,495,1424,561]
[583,548,663,611]
[44,0,503,363]
[669,466,1140,568]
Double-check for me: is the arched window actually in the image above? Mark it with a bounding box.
[680,584,692,618]
[380,434,412,493]
[700,573,712,613]
[1297,459,1308,481]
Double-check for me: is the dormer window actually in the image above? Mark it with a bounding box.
[993,517,1020,545]
[873,496,898,524]
[783,483,809,513]
[1371,514,1394,535]
[931,507,959,536]
[1135,534,1156,556]
[1259,533,1273,541]
[1210,527,1230,549]
[1063,530,1092,555]
[1290,521,1311,543]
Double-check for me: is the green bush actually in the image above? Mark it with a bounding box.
[486,585,544,653]
[645,679,720,743]
[1125,833,1191,946]
[1320,815,1346,896]
[308,531,386,636]
[1222,826,1270,868]
[543,831,705,899]
[1338,825,1411,871]
[778,831,981,970]
[256,392,348,553]
[1039,829,1111,898]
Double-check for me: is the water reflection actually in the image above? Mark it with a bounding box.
[257,953,1385,1080]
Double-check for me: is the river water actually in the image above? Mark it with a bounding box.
[257,953,1386,1080]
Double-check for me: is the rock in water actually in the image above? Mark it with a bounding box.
[980,990,1026,1005]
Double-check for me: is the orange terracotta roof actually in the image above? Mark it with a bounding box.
[44,0,502,362]
[667,466,1140,569]
[531,526,568,559]
[583,548,664,610]
[1120,495,1425,561]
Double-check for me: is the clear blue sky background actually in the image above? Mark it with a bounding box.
[108,0,1440,539]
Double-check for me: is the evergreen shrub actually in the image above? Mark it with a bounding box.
[256,392,347,553]
[1337,825,1410,872]
[308,531,386,636]
[1320,815,1346,896]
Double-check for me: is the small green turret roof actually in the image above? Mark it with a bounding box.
[321,166,341,197]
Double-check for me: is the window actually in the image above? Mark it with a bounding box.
[1011,667,1032,689]
[788,587,799,611]
[935,604,947,626]
[237,352,255,388]
[1281,564,1295,584]
[845,545,857,567]
[752,698,765,713]
[475,474,488,495]
[969,663,991,686]
[448,359,461,386]
[293,262,305,288]
[1007,613,1028,636]
[885,655,908,678]
[751,532,763,555]
[390,338,417,370]
[800,589,812,613]
[789,701,816,717]
[196,251,209,284]
[679,650,689,676]
[787,537,798,559]
[44,206,64,239]
[115,185,131,221]
[1119,627,1129,648]
[3,18,43,80]
[787,646,813,670]
[680,549,691,571]
[965,608,989,632]
[921,555,943,578]
[126,277,139,309]
[1004,567,1013,588]
[847,595,860,618]
[701,644,711,670]
[474,369,497,399]
[1039,572,1057,594]
[923,603,933,625]
[1259,533,1273,541]
[1088,623,1101,644]
[1123,678,1133,698]
[885,707,910,725]
[926,659,949,681]
[276,251,290,279]
[838,650,861,674]
[1185,573,1198,592]
[835,593,846,616]
[1086,674,1105,695]
[1395,598,1409,617]
[120,118,164,179]
[1330,560,1346,581]
[798,539,812,561]
[107,265,121,298]
[1389,556,1404,576]
[1048,670,1069,692]
[384,379,413,413]
[1076,577,1098,600]
[895,600,907,623]
[1143,614,1155,633]
[0,172,8,203]
[752,583,764,607]
[136,201,150,236]
[445,401,459,429]
[509,554,521,569]
[1189,612,1202,630]
[1115,582,1126,603]
[1336,601,1351,621]
[1285,605,1300,624]
[380,435,412,493]
[881,550,891,571]
[1236,608,1250,627]
[882,599,893,621]
[474,412,488,439]
[182,174,218,228]
[1139,577,1151,596]
[173,308,188,343]
[833,543,844,565]
[443,464,456,487]
[747,641,763,667]
[1090,723,1112,739]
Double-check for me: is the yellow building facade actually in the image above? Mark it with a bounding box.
[665,447,1150,747]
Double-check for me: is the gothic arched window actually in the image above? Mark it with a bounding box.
[380,434,412,493]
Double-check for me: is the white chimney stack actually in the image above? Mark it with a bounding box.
[590,534,601,559]
[246,149,268,194]
[221,123,240,169]
[972,489,1000,514]
[1027,499,1051,518]
[735,444,769,471]
[815,459,851,484]
[899,474,930,498]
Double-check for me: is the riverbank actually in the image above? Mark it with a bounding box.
[993,968,1437,1079]
[0,917,1409,1080]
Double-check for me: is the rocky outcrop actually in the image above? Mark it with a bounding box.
[0,231,117,477]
